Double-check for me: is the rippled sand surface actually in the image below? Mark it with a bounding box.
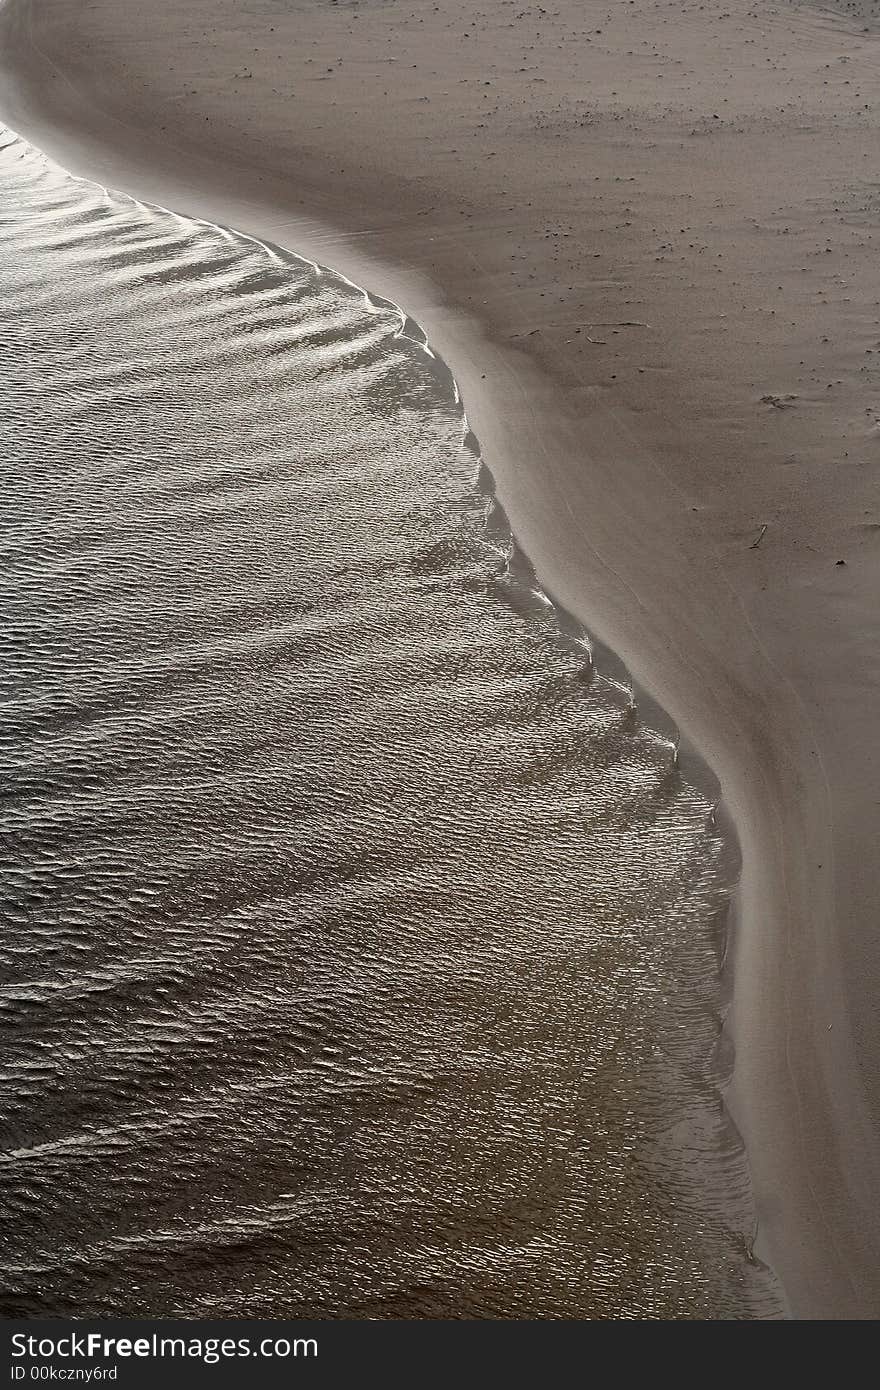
[0,130,780,1318]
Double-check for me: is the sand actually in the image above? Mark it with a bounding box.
[1,0,878,1318]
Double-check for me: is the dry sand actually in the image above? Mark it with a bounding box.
[1,0,879,1317]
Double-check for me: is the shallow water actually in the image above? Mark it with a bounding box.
[0,128,780,1318]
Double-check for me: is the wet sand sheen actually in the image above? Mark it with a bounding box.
[0,130,780,1317]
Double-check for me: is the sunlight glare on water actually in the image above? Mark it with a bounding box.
[0,128,780,1319]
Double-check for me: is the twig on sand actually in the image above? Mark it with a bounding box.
[749,523,768,550]
[512,320,650,341]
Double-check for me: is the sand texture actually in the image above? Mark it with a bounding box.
[1,0,879,1317]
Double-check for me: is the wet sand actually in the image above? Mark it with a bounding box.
[1,0,879,1317]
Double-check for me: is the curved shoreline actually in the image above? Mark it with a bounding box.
[2,0,880,1317]
[3,129,775,1315]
